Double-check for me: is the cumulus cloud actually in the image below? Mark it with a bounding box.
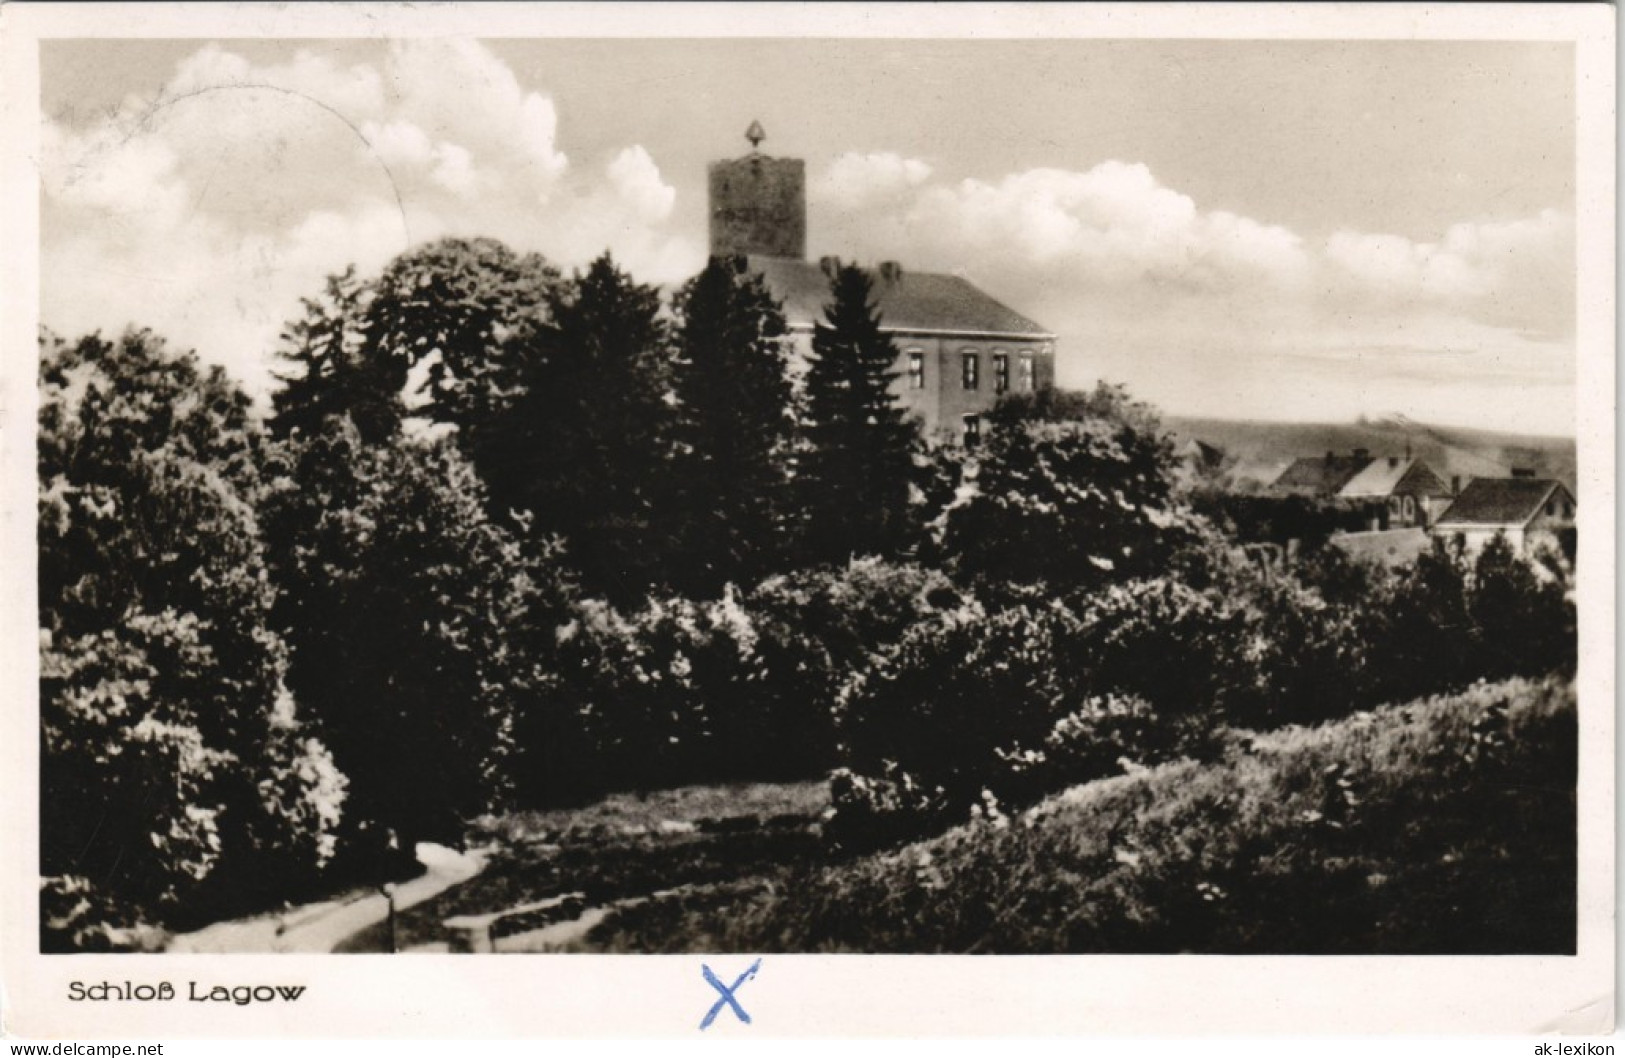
[816,152,934,211]
[1323,209,1574,337]
[40,40,696,406]
[606,146,677,225]
[808,152,1572,432]
[818,157,1312,295]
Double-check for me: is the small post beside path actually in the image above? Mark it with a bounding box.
[381,883,397,954]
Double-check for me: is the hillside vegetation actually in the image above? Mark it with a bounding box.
[588,677,1575,954]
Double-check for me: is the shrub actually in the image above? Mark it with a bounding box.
[544,592,766,798]
[831,600,1072,837]
[1064,577,1248,739]
[40,876,168,954]
[943,383,1192,590]
[596,677,1576,954]
[261,419,565,853]
[1468,535,1575,681]
[827,588,1218,846]
[745,558,967,694]
[535,560,970,805]
[39,330,344,938]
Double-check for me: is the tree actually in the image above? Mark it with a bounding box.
[798,262,918,564]
[260,419,572,852]
[667,256,796,594]
[271,239,558,448]
[943,383,1191,589]
[1371,540,1476,701]
[1468,535,1576,680]
[365,237,557,436]
[481,253,675,600]
[39,330,344,943]
[270,266,400,444]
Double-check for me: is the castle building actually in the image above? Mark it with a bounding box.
[709,123,1056,443]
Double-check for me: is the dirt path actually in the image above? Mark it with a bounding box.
[167,843,487,954]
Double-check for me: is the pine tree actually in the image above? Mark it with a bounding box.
[800,261,918,563]
[484,253,674,601]
[668,257,795,594]
[270,266,403,444]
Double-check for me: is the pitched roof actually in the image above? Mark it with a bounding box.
[745,256,1052,340]
[1434,478,1571,528]
[1270,454,1372,495]
[1338,458,1452,499]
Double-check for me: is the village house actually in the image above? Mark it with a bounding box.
[1337,456,1455,529]
[1431,477,1576,557]
[710,123,1056,443]
[1269,449,1454,529]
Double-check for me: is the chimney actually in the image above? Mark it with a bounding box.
[1325,450,1335,464]
[1511,467,1536,479]
[1451,474,1462,495]
[1388,456,1399,468]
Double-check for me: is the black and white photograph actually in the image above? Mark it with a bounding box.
[1,1,1614,1039]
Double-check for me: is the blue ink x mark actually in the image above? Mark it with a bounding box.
[699,958,761,1030]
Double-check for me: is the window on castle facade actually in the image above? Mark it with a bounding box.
[962,351,979,390]
[908,350,925,390]
[1019,352,1036,391]
[993,352,1009,394]
[963,414,982,444]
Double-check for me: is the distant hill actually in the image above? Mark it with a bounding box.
[1164,415,1578,494]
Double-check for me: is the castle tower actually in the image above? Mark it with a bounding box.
[708,121,806,259]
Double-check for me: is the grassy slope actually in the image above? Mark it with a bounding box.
[589,677,1575,954]
[342,781,831,951]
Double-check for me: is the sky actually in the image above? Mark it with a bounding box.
[39,38,1577,434]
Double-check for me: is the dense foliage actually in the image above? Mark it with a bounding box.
[667,256,797,594]
[941,384,1194,589]
[39,331,344,947]
[590,677,1575,954]
[484,254,674,600]
[824,525,1577,842]
[260,419,571,858]
[40,237,1580,951]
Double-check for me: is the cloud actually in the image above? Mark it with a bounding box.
[818,157,1313,295]
[808,153,1572,432]
[39,40,1573,435]
[606,146,677,225]
[40,40,696,407]
[816,152,934,212]
[1323,209,1574,337]
[540,148,698,285]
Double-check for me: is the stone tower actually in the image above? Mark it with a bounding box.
[707,121,805,259]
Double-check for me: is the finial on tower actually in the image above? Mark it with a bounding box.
[745,120,766,151]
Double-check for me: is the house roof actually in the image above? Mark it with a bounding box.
[1270,454,1371,496]
[1434,478,1572,528]
[745,256,1053,340]
[1338,457,1452,499]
